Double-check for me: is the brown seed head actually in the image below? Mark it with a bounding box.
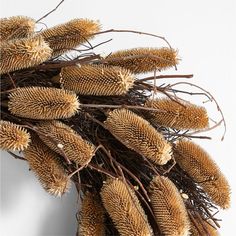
[100,178,153,236]
[149,176,190,236]
[8,87,79,120]
[145,98,209,130]
[0,120,30,151]
[106,47,178,74]
[0,35,52,74]
[104,109,172,165]
[173,140,231,209]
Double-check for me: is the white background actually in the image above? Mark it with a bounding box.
[0,0,235,235]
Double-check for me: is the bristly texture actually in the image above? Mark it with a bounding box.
[100,178,153,236]
[37,121,95,166]
[105,47,178,74]
[0,120,30,151]
[0,35,52,74]
[78,192,105,236]
[57,64,135,96]
[0,16,35,42]
[190,219,219,236]
[23,136,70,197]
[38,18,100,57]
[104,109,172,165]
[8,87,79,120]
[145,98,209,130]
[173,140,231,209]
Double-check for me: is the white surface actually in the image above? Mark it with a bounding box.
[0,0,235,235]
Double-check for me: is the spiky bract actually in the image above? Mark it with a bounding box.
[190,219,219,236]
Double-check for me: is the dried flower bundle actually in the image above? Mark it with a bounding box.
[190,219,219,236]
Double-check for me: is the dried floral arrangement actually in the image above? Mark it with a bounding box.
[0,2,231,236]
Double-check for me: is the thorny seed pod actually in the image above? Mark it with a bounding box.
[104,109,172,165]
[0,35,52,74]
[36,121,95,166]
[0,16,35,42]
[145,98,209,130]
[23,136,70,197]
[38,18,100,57]
[100,178,153,236]
[0,120,30,151]
[105,47,178,74]
[56,64,135,96]
[8,87,79,120]
[173,140,231,209]
[149,175,190,236]
[78,192,105,236]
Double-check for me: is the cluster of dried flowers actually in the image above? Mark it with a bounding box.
[0,14,231,236]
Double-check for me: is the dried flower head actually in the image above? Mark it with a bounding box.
[23,136,70,197]
[106,47,178,74]
[145,98,209,130]
[173,140,231,209]
[0,16,35,42]
[57,64,135,96]
[100,178,153,236]
[190,219,219,236]
[0,35,52,74]
[8,87,79,120]
[149,175,190,236]
[0,120,30,151]
[104,109,172,165]
[79,192,105,236]
[39,18,100,57]
[37,121,95,166]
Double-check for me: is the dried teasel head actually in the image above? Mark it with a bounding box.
[105,47,178,74]
[149,175,190,236]
[145,98,209,130]
[100,178,153,236]
[38,18,100,57]
[23,136,70,197]
[78,192,105,236]
[173,140,231,209]
[0,35,52,74]
[104,109,172,165]
[36,121,95,166]
[0,120,30,151]
[0,16,35,42]
[8,87,79,120]
[55,64,135,96]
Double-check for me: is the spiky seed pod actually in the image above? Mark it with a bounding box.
[0,120,30,151]
[173,140,231,209]
[149,176,190,236]
[145,98,209,130]
[38,18,100,57]
[105,47,178,74]
[57,64,135,96]
[190,219,219,236]
[104,109,172,165]
[23,136,70,197]
[36,121,95,166]
[100,178,153,236]
[0,35,52,74]
[79,192,105,236]
[8,87,79,120]
[0,16,35,42]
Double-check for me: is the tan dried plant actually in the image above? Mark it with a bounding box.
[0,120,30,151]
[0,16,35,42]
[173,140,231,209]
[0,35,52,74]
[105,47,178,74]
[149,175,190,236]
[104,109,172,165]
[100,178,153,236]
[56,64,135,96]
[37,121,95,166]
[145,98,209,130]
[38,18,100,57]
[8,87,79,120]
